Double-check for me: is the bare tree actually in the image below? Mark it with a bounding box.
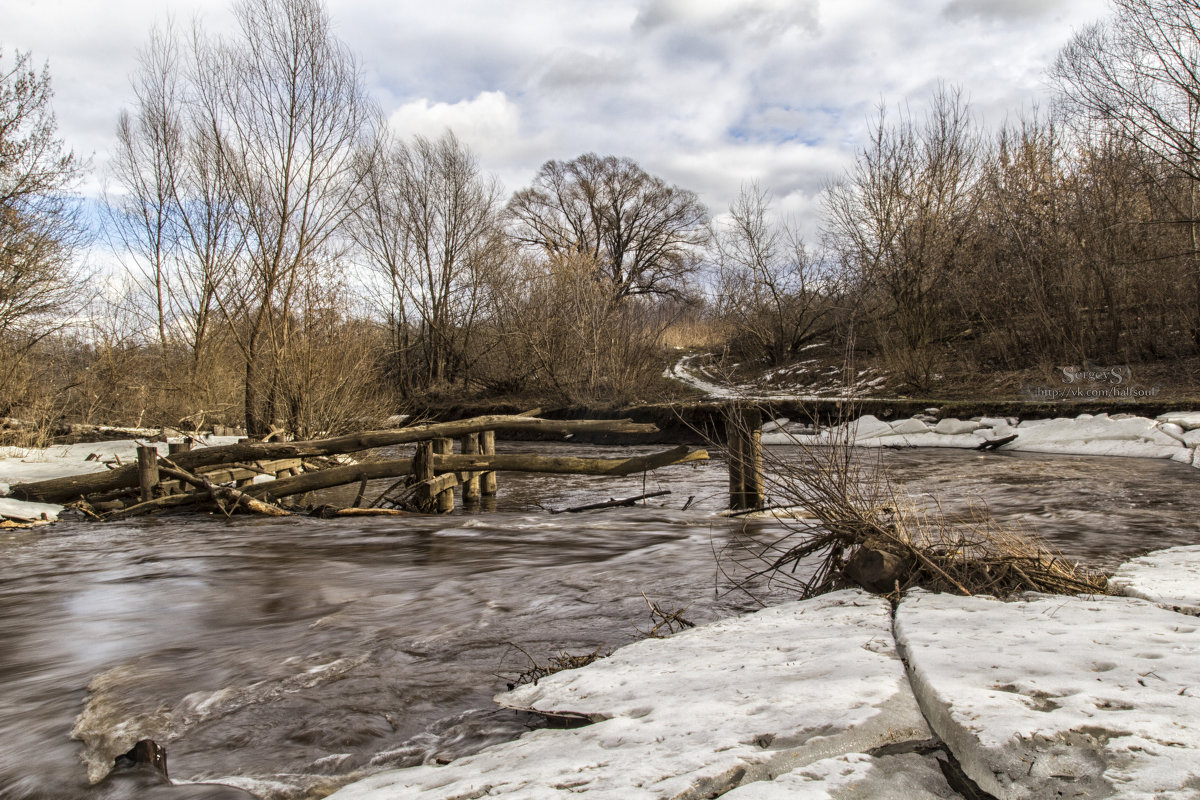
[115,0,379,434]
[714,182,834,366]
[0,48,87,401]
[824,86,978,389]
[505,153,710,300]
[110,23,240,369]
[1053,0,1200,339]
[353,130,504,393]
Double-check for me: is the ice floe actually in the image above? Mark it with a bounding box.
[895,590,1200,799]
[1109,545,1200,616]
[327,591,929,799]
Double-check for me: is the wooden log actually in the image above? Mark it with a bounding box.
[333,507,413,517]
[244,447,709,500]
[480,430,497,496]
[10,415,659,504]
[137,445,159,502]
[460,433,481,504]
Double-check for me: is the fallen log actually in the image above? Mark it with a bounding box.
[10,415,660,504]
[245,446,709,500]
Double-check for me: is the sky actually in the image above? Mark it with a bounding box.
[5,0,1108,232]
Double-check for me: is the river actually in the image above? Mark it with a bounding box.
[1,443,1197,799]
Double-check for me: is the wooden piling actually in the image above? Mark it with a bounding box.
[480,430,498,496]
[136,445,160,503]
[432,438,455,513]
[727,406,763,511]
[460,433,481,504]
[168,439,192,456]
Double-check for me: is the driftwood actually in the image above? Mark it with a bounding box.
[10,415,660,503]
[554,490,672,514]
[976,433,1018,451]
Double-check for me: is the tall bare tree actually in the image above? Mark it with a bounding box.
[714,182,834,366]
[824,86,978,389]
[353,131,503,393]
[505,153,710,300]
[110,24,240,368]
[0,48,87,401]
[117,0,376,433]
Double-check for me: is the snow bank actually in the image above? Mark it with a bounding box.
[895,590,1200,799]
[328,591,930,799]
[763,412,1200,468]
[718,751,956,799]
[1109,545,1200,615]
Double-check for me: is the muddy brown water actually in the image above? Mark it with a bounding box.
[1,443,1197,799]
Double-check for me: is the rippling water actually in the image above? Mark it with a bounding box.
[1,443,1197,798]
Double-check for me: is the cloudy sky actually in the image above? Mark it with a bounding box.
[6,0,1107,228]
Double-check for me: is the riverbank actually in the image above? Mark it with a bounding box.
[327,547,1200,799]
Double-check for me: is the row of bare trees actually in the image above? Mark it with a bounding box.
[5,0,1200,435]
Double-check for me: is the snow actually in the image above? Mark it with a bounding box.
[327,591,930,799]
[933,419,982,435]
[1158,412,1200,431]
[719,752,957,799]
[895,590,1200,799]
[890,418,931,435]
[1109,545,1200,615]
[764,413,1200,469]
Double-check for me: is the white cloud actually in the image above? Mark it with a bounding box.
[388,91,521,151]
[5,0,1108,231]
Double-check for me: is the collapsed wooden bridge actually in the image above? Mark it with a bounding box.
[10,414,709,519]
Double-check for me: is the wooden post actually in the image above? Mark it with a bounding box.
[744,407,763,510]
[727,406,763,511]
[136,445,160,503]
[412,440,435,513]
[459,433,481,505]
[168,439,192,456]
[433,437,455,513]
[480,430,498,496]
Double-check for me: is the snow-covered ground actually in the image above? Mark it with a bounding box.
[0,435,243,522]
[326,547,1200,799]
[666,353,886,401]
[766,412,1200,469]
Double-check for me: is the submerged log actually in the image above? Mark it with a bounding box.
[11,415,659,504]
[555,490,672,514]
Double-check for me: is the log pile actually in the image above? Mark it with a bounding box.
[13,414,708,520]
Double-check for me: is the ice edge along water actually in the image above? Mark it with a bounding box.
[326,544,1200,800]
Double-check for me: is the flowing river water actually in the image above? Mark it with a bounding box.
[2,442,1199,799]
